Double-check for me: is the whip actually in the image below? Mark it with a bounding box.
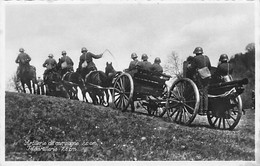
[102,49,118,67]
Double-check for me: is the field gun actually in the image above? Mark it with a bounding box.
[209,78,248,96]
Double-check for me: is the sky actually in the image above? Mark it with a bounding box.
[2,1,256,91]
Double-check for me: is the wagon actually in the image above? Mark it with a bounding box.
[111,61,248,130]
[111,68,171,116]
[165,61,248,130]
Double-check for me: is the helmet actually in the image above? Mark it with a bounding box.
[131,53,137,59]
[141,54,148,61]
[193,47,203,54]
[81,47,88,53]
[61,51,66,55]
[48,54,54,58]
[19,48,24,52]
[219,54,228,62]
[154,57,161,63]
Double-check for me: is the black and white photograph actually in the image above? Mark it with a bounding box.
[1,0,258,165]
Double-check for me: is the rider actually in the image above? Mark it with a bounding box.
[76,47,103,77]
[138,54,152,71]
[15,48,31,81]
[150,57,163,73]
[59,50,74,76]
[187,47,211,115]
[43,54,57,82]
[216,54,233,82]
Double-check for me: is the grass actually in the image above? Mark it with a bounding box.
[5,91,255,161]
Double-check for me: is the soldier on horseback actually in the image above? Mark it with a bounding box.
[15,48,31,82]
[43,54,57,82]
[59,50,74,77]
[76,47,103,78]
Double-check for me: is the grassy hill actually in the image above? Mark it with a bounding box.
[5,92,255,161]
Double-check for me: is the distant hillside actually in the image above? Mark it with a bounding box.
[229,44,255,108]
[5,92,254,161]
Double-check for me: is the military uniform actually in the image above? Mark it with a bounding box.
[15,52,31,80]
[217,62,233,76]
[138,61,152,71]
[128,59,139,71]
[60,56,74,71]
[43,58,57,70]
[77,52,102,74]
[43,56,57,81]
[150,63,163,73]
[188,48,211,114]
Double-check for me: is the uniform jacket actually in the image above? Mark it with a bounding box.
[60,56,74,67]
[217,62,233,76]
[150,63,163,73]
[189,54,211,71]
[138,60,152,71]
[128,59,139,71]
[43,58,57,69]
[78,52,102,69]
[15,53,31,64]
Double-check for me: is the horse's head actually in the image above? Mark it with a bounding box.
[105,62,116,77]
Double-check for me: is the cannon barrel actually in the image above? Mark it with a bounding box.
[209,78,248,89]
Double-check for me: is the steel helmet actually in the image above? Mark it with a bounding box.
[61,51,67,55]
[219,54,228,62]
[81,47,88,53]
[154,57,161,63]
[48,54,54,58]
[19,48,24,52]
[193,47,203,54]
[141,54,148,60]
[131,53,137,59]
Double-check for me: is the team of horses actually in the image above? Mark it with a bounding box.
[18,60,118,106]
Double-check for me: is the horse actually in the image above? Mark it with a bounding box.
[55,58,86,100]
[62,72,86,100]
[44,70,70,98]
[84,62,118,106]
[19,63,37,94]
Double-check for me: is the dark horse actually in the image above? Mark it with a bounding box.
[56,59,86,100]
[44,70,70,98]
[84,62,118,106]
[19,62,37,94]
[62,72,86,100]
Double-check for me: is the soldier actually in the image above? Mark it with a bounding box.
[15,48,31,81]
[216,54,233,82]
[59,50,74,75]
[150,57,163,73]
[128,52,139,71]
[76,47,103,77]
[187,47,211,115]
[43,54,57,81]
[138,54,152,71]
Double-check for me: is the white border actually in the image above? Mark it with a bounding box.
[1,0,259,166]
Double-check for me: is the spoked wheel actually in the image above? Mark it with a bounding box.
[166,78,200,125]
[207,96,242,130]
[112,73,134,111]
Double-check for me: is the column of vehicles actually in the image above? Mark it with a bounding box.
[15,48,248,130]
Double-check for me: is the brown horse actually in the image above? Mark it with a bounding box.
[84,62,118,106]
[19,64,37,94]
